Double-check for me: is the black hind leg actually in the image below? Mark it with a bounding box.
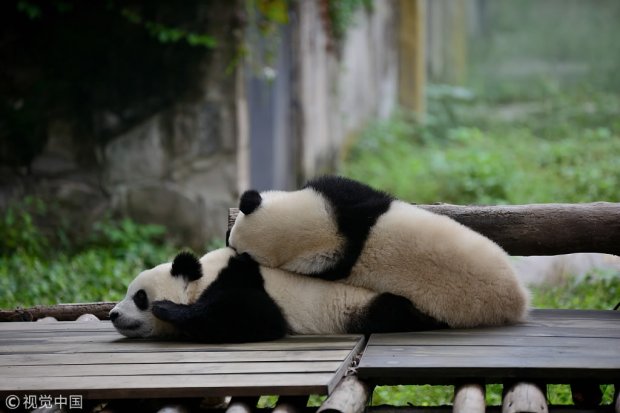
[348,293,448,334]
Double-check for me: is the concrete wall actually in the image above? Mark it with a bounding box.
[296,0,398,178]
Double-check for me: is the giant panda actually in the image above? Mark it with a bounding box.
[110,247,446,342]
[227,175,530,328]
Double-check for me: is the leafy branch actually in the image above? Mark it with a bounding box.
[120,7,217,49]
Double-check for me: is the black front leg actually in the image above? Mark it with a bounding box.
[152,300,196,324]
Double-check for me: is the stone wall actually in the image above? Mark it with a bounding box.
[0,1,242,250]
[1,0,400,249]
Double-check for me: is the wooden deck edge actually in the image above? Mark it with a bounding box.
[327,336,368,394]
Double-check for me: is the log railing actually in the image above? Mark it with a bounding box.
[229,202,620,256]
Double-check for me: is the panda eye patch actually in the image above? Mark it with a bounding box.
[133,289,149,311]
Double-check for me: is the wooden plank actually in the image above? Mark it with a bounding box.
[0,373,337,399]
[358,309,620,384]
[326,334,367,394]
[0,349,353,366]
[529,309,620,320]
[359,345,620,369]
[366,334,619,347]
[358,366,618,384]
[0,339,363,355]
[0,330,126,339]
[229,202,620,256]
[0,333,366,345]
[0,320,364,399]
[0,361,343,377]
[0,320,115,331]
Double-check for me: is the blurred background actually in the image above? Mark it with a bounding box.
[1,0,619,314]
[1,0,619,405]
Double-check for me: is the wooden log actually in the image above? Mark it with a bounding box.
[453,383,485,413]
[317,376,370,413]
[0,302,116,322]
[76,313,100,322]
[228,202,620,256]
[226,397,258,413]
[502,382,548,413]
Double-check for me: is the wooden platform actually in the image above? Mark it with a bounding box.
[358,309,620,385]
[0,321,365,399]
[1,309,619,406]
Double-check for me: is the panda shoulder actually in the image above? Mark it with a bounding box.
[304,176,393,210]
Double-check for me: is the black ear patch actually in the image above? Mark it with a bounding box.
[239,190,262,215]
[171,251,202,281]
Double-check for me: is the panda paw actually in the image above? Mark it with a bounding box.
[152,300,181,322]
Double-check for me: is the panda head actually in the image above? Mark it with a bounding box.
[228,188,343,270]
[110,251,204,338]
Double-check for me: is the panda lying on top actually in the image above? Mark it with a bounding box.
[228,175,530,329]
[111,247,445,342]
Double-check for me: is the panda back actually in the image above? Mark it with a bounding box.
[302,176,394,280]
[353,201,530,327]
[260,266,378,335]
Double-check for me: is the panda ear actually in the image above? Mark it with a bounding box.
[239,190,262,215]
[171,251,202,282]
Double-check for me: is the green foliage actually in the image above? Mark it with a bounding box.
[327,0,373,40]
[119,7,217,49]
[0,206,177,309]
[0,197,48,256]
[469,0,620,99]
[532,271,620,310]
[342,89,620,205]
[255,0,289,26]
[372,385,453,406]
[16,0,42,19]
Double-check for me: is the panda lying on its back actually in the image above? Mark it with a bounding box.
[110,247,446,342]
[228,175,530,328]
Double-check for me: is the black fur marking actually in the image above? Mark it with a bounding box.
[225,229,231,247]
[152,254,289,343]
[304,176,393,280]
[239,190,262,215]
[347,293,448,334]
[133,289,148,311]
[171,251,202,281]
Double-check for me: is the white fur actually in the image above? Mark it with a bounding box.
[229,188,530,328]
[231,190,344,271]
[353,201,529,327]
[111,247,379,338]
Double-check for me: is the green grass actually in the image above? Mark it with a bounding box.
[0,198,177,308]
[341,89,620,206]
